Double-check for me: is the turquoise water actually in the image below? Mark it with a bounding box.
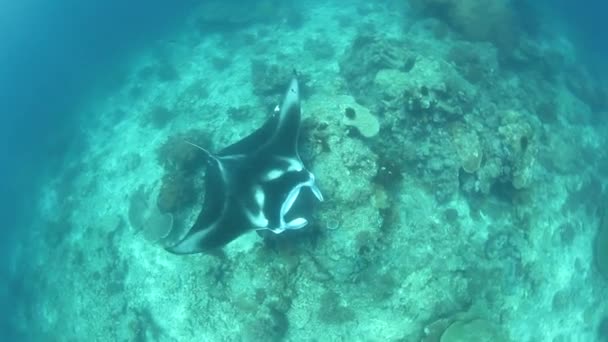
[2,1,608,340]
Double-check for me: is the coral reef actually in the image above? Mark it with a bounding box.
[340,32,415,105]
[303,38,336,60]
[341,102,380,138]
[495,110,537,190]
[440,318,508,342]
[317,290,356,325]
[446,43,493,85]
[195,0,303,32]
[455,109,539,195]
[156,170,198,214]
[598,316,608,341]
[368,53,473,133]
[423,307,509,342]
[17,1,608,341]
[137,55,180,83]
[251,59,311,106]
[157,62,180,82]
[251,59,293,97]
[595,208,608,281]
[154,130,212,214]
[128,186,173,242]
[156,130,211,174]
[196,1,272,30]
[408,0,520,50]
[385,128,460,203]
[243,308,289,341]
[564,67,608,113]
[128,308,165,342]
[226,105,253,121]
[145,105,174,129]
[210,55,232,71]
[450,123,482,173]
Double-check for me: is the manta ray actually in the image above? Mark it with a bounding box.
[166,77,323,254]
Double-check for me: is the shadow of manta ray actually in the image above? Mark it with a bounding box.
[166,78,323,254]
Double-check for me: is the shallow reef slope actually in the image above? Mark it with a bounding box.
[10,1,608,341]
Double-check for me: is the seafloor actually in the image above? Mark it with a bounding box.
[10,1,608,341]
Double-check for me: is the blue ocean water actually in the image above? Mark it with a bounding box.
[1,0,607,340]
[0,1,199,339]
[522,0,607,84]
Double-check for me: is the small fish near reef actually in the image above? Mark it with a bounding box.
[166,77,323,254]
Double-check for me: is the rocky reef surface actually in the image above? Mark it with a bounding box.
[9,1,608,341]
